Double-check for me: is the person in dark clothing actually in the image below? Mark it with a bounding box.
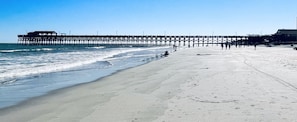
[164,51,169,57]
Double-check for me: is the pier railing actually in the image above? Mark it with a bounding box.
[18,34,249,46]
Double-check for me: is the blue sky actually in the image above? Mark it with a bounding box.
[0,0,297,43]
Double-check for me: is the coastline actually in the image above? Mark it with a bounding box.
[1,46,297,121]
[0,44,171,109]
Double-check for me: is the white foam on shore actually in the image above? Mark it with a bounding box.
[0,46,170,84]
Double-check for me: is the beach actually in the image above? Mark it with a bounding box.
[1,46,297,122]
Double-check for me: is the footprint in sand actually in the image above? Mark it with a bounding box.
[131,118,138,122]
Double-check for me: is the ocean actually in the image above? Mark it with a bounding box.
[0,43,172,109]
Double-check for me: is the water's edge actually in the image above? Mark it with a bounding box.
[0,43,173,109]
[0,53,167,112]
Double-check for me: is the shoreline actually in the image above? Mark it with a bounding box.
[1,46,297,121]
[0,48,168,110]
[0,45,171,109]
[0,46,183,121]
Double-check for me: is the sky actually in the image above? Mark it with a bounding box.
[0,0,297,43]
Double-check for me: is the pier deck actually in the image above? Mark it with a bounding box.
[18,31,249,46]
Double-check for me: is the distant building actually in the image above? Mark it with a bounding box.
[275,29,297,37]
[272,29,297,44]
[27,31,57,36]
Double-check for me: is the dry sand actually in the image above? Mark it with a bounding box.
[1,46,297,122]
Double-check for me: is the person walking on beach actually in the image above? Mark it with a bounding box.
[254,43,257,50]
[221,43,224,50]
[173,45,177,51]
[225,42,228,50]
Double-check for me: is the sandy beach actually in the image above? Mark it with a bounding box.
[1,46,297,122]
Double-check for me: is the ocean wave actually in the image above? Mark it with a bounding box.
[0,48,147,82]
[35,48,54,51]
[0,46,171,85]
[0,48,54,53]
[86,46,105,49]
[0,50,22,53]
[0,78,17,85]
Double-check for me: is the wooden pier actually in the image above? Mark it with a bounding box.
[18,31,250,46]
